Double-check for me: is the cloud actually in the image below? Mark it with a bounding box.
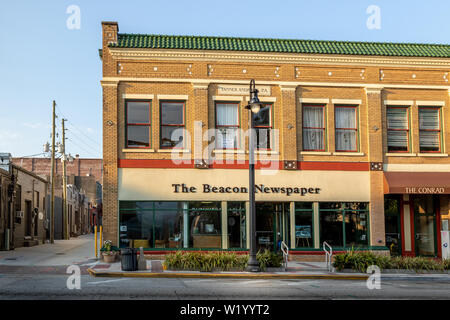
[22,122,45,129]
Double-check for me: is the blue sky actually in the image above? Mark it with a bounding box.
[0,0,449,159]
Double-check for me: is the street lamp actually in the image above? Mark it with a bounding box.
[245,79,265,272]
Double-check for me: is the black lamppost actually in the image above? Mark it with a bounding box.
[245,79,264,272]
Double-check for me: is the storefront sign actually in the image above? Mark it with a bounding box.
[217,84,271,96]
[119,168,371,202]
[404,187,447,194]
[172,183,321,197]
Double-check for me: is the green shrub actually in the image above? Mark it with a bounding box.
[257,249,283,271]
[164,251,248,271]
[333,249,449,272]
[163,250,283,271]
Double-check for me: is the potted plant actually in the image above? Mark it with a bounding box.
[101,240,118,263]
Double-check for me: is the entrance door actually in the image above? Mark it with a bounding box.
[413,195,437,257]
[384,195,402,256]
[256,203,289,251]
[25,200,32,237]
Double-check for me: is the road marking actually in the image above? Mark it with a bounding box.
[86,279,129,285]
[286,281,320,286]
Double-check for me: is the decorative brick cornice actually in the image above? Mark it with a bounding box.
[108,48,450,68]
[280,85,297,92]
[100,80,119,87]
[365,87,383,95]
[192,83,209,90]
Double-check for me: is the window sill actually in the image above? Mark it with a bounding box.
[122,149,155,153]
[417,153,449,157]
[300,151,332,155]
[386,153,417,157]
[246,150,280,155]
[157,149,191,153]
[332,152,365,156]
[213,149,245,154]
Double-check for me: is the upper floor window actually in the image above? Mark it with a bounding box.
[303,105,325,151]
[216,103,240,149]
[160,101,185,148]
[252,103,272,150]
[419,107,441,153]
[335,106,358,152]
[126,101,151,148]
[387,107,409,152]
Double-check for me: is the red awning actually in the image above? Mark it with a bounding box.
[384,172,450,194]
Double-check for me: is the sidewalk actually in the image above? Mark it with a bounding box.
[87,260,450,281]
[0,233,97,267]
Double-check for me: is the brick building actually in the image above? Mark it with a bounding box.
[12,156,103,239]
[100,21,450,259]
[0,154,48,249]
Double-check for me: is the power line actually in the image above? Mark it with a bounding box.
[67,138,100,158]
[55,104,101,148]
[17,152,46,158]
[66,124,102,151]
[67,121,101,147]
[54,104,102,157]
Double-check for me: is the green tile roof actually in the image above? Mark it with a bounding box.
[109,33,450,58]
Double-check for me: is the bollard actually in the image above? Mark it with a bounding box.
[100,225,103,250]
[138,247,147,270]
[94,225,98,259]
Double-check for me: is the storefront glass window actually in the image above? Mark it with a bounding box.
[188,202,222,248]
[227,202,246,249]
[154,202,184,249]
[119,201,185,249]
[440,195,450,231]
[319,202,369,248]
[295,202,313,248]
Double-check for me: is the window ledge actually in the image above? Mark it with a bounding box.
[300,151,332,155]
[417,153,449,157]
[332,152,365,156]
[245,150,280,155]
[213,149,245,154]
[157,149,191,153]
[386,153,417,157]
[122,149,155,153]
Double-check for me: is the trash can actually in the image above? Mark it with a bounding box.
[120,248,138,271]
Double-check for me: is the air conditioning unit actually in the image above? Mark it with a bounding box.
[15,211,24,219]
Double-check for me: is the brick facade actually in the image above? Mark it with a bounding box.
[101,22,450,258]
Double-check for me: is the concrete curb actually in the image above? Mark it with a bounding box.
[87,268,368,280]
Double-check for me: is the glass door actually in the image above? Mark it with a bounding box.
[413,195,437,257]
[384,195,402,256]
[256,202,275,251]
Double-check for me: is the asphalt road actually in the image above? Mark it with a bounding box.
[0,273,449,300]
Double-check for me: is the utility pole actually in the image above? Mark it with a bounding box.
[50,100,56,244]
[62,118,68,240]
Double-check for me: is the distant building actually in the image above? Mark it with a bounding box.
[11,156,103,240]
[0,153,48,250]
